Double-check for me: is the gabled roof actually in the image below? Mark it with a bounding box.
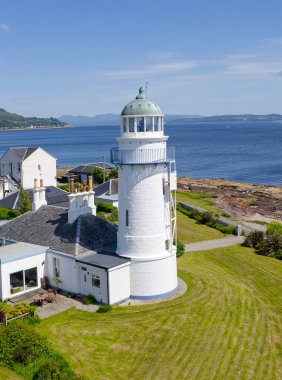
[9,147,38,161]
[0,186,69,210]
[1,147,56,162]
[0,205,118,256]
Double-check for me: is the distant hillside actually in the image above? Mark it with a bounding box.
[59,113,119,126]
[0,108,68,130]
[58,114,201,126]
[170,114,282,124]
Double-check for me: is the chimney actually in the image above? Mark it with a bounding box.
[32,178,47,211]
[82,180,87,192]
[67,177,96,224]
[70,177,75,193]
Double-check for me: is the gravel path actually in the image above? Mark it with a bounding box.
[185,235,245,253]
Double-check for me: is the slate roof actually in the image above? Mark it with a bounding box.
[69,162,114,175]
[0,206,118,256]
[0,186,69,210]
[77,250,129,270]
[9,147,38,161]
[94,179,118,197]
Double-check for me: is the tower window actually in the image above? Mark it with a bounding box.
[165,240,170,250]
[129,118,134,132]
[126,210,129,226]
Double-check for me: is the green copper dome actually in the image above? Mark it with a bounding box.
[121,87,163,116]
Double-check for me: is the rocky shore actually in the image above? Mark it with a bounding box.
[177,177,282,223]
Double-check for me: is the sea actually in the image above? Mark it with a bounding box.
[0,122,281,186]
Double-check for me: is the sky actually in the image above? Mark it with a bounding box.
[1,0,282,117]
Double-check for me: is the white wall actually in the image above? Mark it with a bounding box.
[117,164,170,260]
[76,263,108,303]
[0,252,46,301]
[45,251,111,304]
[45,251,78,294]
[0,148,57,189]
[130,254,178,298]
[22,148,56,189]
[0,149,22,183]
[108,264,130,304]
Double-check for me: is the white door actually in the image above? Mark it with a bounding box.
[80,266,88,295]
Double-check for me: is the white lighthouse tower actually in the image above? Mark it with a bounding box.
[111,87,178,298]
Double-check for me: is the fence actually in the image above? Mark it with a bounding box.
[0,311,34,327]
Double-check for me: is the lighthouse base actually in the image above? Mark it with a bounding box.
[129,253,178,299]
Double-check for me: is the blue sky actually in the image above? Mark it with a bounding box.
[1,0,282,117]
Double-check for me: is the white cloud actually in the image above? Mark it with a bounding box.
[261,37,282,46]
[0,23,10,33]
[99,60,200,80]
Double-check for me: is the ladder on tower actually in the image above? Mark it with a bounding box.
[168,160,177,254]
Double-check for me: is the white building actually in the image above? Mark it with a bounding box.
[0,88,178,304]
[0,177,130,304]
[0,147,57,190]
[112,87,178,299]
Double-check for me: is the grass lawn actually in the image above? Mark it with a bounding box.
[177,210,224,243]
[0,367,23,379]
[176,190,220,214]
[38,246,282,380]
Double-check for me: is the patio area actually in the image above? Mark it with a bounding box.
[8,289,98,319]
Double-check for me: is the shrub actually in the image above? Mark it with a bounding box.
[18,185,31,214]
[176,239,185,258]
[244,231,265,248]
[222,212,230,218]
[0,207,21,221]
[96,201,118,222]
[93,167,107,184]
[58,184,69,192]
[257,232,282,259]
[97,305,112,313]
[82,294,96,305]
[0,310,6,324]
[267,222,282,235]
[0,321,76,379]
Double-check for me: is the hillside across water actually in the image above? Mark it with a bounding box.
[0,108,68,130]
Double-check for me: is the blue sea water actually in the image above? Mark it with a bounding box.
[0,122,281,185]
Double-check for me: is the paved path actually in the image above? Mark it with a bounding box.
[185,235,245,253]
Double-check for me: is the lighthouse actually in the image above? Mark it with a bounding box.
[111,87,178,298]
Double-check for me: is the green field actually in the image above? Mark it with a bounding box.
[0,367,23,379]
[38,246,282,380]
[177,210,224,243]
[176,191,220,214]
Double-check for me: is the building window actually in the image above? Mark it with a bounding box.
[165,240,170,250]
[17,163,21,172]
[162,178,165,195]
[92,275,100,288]
[9,162,13,176]
[10,267,38,294]
[53,257,61,278]
[126,210,129,226]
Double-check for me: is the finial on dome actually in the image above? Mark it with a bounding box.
[136,86,146,99]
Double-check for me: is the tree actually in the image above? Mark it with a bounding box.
[92,167,107,184]
[18,185,31,213]
[109,168,118,179]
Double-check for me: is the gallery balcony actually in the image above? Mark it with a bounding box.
[111,146,175,165]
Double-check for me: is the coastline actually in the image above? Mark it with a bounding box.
[178,177,282,223]
[0,125,71,132]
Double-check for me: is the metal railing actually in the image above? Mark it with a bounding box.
[111,146,175,165]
